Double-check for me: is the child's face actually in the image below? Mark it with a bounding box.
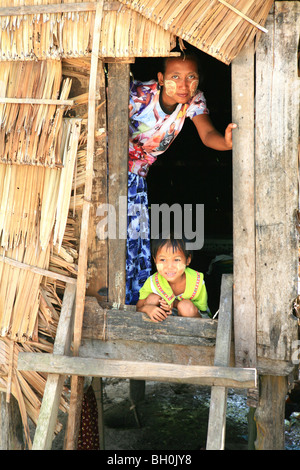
[157,58,199,107]
[154,244,191,284]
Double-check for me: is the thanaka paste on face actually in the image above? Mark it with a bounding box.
[164,80,177,98]
[190,79,199,97]
[163,78,199,99]
[156,261,186,278]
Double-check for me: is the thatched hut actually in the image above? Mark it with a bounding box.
[0,0,299,451]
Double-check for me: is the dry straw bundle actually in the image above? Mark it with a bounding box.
[0,119,81,251]
[0,218,78,448]
[0,157,79,446]
[0,55,81,446]
[0,60,72,167]
[0,0,95,60]
[0,118,81,340]
[99,5,175,57]
[0,0,175,60]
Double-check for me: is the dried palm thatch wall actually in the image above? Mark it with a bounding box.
[0,59,82,447]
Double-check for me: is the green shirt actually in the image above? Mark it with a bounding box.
[139,267,208,311]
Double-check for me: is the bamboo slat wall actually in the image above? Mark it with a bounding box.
[0,1,175,60]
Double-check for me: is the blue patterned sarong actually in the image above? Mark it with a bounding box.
[126,172,152,305]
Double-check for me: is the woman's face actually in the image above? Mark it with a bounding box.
[158,58,199,108]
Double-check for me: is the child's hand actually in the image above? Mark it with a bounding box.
[142,304,171,322]
[159,298,172,313]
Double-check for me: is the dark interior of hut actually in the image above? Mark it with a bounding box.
[130,46,233,315]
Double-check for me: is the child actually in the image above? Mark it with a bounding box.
[136,234,208,322]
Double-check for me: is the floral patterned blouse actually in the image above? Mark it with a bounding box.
[129,80,209,177]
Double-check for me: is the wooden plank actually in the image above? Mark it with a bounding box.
[0,256,77,285]
[82,296,218,345]
[255,1,299,363]
[32,283,76,450]
[65,1,104,451]
[0,98,73,106]
[0,2,120,16]
[79,339,222,366]
[231,43,256,368]
[85,62,108,300]
[107,62,130,305]
[206,274,233,450]
[17,354,257,389]
[255,375,289,450]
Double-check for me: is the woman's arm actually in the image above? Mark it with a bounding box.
[192,114,237,151]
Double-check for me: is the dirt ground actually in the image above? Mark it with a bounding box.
[49,378,300,451]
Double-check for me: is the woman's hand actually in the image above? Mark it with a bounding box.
[224,123,238,150]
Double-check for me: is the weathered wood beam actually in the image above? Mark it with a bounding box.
[254,1,300,450]
[17,354,257,389]
[32,283,76,450]
[0,2,120,16]
[0,98,74,106]
[231,43,256,369]
[79,339,220,367]
[82,296,218,346]
[107,62,129,305]
[0,256,77,285]
[255,375,289,450]
[255,1,299,363]
[206,274,233,450]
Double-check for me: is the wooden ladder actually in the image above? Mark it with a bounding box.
[17,273,257,450]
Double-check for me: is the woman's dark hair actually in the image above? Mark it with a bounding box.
[151,232,193,261]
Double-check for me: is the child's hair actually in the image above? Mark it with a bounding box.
[151,232,193,261]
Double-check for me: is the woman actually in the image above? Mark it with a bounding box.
[126,52,236,305]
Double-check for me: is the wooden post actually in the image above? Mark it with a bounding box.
[0,393,24,450]
[254,2,300,449]
[86,61,108,301]
[107,61,130,306]
[255,1,299,365]
[231,43,256,369]
[32,283,76,450]
[206,274,233,450]
[255,375,288,450]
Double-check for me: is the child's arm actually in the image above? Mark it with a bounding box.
[136,298,171,322]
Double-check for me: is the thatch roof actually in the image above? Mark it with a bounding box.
[0,0,274,64]
[119,0,274,64]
